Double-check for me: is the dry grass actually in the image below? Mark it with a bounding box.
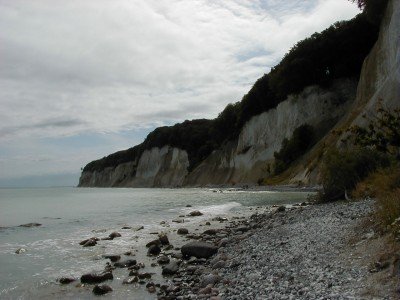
[353,165,400,228]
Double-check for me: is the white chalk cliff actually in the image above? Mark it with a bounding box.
[79,0,399,187]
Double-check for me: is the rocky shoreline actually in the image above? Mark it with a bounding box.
[53,198,398,299]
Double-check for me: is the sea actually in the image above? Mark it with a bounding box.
[0,187,313,299]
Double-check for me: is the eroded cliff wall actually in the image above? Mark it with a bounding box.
[184,79,356,186]
[79,146,189,187]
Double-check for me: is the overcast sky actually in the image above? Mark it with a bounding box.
[0,0,360,187]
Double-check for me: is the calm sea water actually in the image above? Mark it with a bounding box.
[0,187,313,299]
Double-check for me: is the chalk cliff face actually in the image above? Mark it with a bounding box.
[347,0,399,125]
[183,80,356,186]
[79,0,398,188]
[288,0,400,184]
[79,146,189,187]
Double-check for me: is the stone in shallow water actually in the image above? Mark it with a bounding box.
[108,231,121,239]
[147,245,161,256]
[92,284,112,295]
[15,248,27,254]
[123,276,138,284]
[102,254,121,262]
[114,259,137,268]
[58,277,75,284]
[189,210,203,217]
[80,271,113,284]
[19,223,42,228]
[177,228,189,235]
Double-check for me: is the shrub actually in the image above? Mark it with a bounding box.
[320,148,390,202]
[274,124,315,174]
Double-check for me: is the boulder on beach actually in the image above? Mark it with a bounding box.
[157,255,170,265]
[92,284,112,295]
[189,210,203,217]
[162,260,179,275]
[200,273,221,288]
[181,241,218,259]
[203,229,218,235]
[80,271,113,284]
[177,228,189,235]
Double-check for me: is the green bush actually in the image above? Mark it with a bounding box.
[274,124,315,174]
[320,148,390,202]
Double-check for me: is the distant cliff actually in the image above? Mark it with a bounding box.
[79,1,398,188]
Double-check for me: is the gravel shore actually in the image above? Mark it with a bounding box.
[56,199,398,299]
[157,200,397,300]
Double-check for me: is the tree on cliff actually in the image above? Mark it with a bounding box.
[350,0,389,23]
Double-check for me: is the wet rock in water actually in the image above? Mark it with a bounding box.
[123,276,138,284]
[186,204,192,207]
[177,228,189,235]
[172,219,184,223]
[108,232,121,239]
[162,261,179,275]
[146,239,161,248]
[15,248,27,254]
[181,242,218,259]
[102,255,121,262]
[138,272,152,279]
[58,277,76,284]
[92,284,112,295]
[189,210,203,217]
[79,237,98,246]
[203,229,218,235]
[147,285,156,293]
[157,255,170,265]
[205,222,211,226]
[82,238,97,247]
[159,233,169,245]
[114,259,137,268]
[80,271,113,284]
[19,223,42,228]
[121,226,131,229]
[147,245,161,256]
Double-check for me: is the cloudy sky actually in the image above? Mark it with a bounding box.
[0,0,360,187]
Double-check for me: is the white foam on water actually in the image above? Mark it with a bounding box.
[182,201,242,216]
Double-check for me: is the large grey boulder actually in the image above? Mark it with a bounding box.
[181,242,218,259]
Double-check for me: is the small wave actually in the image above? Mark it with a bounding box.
[183,202,242,216]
